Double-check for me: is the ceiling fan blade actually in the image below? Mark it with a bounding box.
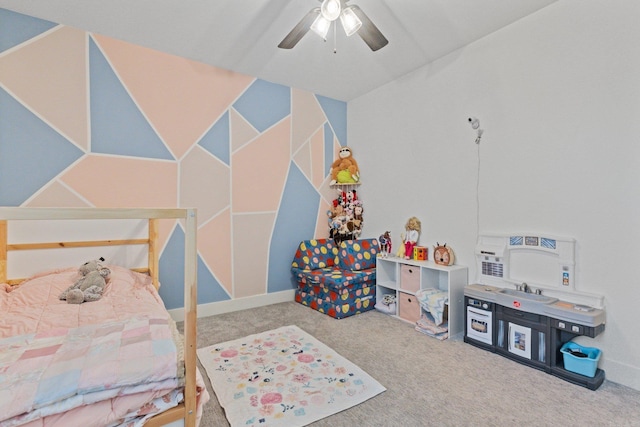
[278,7,321,49]
[351,5,388,51]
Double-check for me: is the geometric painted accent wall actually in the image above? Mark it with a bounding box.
[0,8,347,309]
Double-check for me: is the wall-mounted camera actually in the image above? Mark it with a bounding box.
[468,117,480,130]
[468,117,483,144]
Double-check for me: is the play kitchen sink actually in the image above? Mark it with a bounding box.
[495,287,558,308]
[464,234,606,390]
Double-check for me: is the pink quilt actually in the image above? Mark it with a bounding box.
[0,266,209,427]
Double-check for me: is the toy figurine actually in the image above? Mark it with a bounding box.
[434,243,455,266]
[396,232,406,258]
[403,217,421,260]
[378,231,392,257]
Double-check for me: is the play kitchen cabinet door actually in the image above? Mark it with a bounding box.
[495,305,551,372]
[375,257,468,337]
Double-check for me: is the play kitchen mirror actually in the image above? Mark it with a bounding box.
[464,233,606,390]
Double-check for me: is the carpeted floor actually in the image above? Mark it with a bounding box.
[183,302,640,427]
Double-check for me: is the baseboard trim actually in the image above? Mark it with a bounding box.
[602,357,640,391]
[168,289,296,322]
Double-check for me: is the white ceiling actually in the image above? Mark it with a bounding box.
[0,0,557,101]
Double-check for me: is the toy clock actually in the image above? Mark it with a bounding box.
[433,243,455,266]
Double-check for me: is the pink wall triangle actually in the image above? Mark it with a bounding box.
[26,181,90,207]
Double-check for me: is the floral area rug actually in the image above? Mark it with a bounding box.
[196,325,386,427]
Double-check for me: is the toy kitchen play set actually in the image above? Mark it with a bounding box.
[464,234,606,390]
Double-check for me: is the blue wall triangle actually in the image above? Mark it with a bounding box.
[0,88,83,205]
[0,8,57,53]
[89,37,174,160]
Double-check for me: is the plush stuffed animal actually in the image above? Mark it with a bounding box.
[78,257,105,276]
[352,204,363,228]
[330,146,360,185]
[59,258,111,304]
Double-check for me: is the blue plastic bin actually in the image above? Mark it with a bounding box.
[560,341,601,378]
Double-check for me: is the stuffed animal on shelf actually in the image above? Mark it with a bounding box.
[329,146,360,185]
[404,217,422,260]
[434,243,455,266]
[59,258,111,304]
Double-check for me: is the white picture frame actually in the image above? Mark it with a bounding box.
[508,322,532,360]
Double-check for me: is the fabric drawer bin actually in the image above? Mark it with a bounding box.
[398,291,421,323]
[400,264,420,293]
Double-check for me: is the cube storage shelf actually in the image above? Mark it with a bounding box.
[376,256,468,337]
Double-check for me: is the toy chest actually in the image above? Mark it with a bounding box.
[560,341,601,377]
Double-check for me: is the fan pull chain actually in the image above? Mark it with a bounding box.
[333,22,337,54]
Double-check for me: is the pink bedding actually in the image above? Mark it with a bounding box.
[0,266,169,336]
[0,266,209,427]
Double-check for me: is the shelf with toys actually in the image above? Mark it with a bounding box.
[375,256,468,339]
[374,217,468,340]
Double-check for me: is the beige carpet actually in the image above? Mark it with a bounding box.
[182,302,640,427]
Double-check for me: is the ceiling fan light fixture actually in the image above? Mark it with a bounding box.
[278,1,388,51]
[340,6,362,36]
[320,0,342,21]
[310,15,331,39]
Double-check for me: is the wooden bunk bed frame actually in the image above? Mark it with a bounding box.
[0,207,198,427]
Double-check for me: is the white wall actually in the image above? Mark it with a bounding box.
[349,0,640,390]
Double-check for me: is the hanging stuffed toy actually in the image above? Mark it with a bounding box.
[327,190,363,244]
[329,146,360,185]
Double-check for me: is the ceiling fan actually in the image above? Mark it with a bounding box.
[278,0,389,52]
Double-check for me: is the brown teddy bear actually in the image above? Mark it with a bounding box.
[59,258,111,304]
[329,146,360,185]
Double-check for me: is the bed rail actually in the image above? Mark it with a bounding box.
[0,207,198,427]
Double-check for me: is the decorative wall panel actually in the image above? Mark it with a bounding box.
[0,8,348,310]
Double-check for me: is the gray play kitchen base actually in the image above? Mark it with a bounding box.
[464,283,605,390]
